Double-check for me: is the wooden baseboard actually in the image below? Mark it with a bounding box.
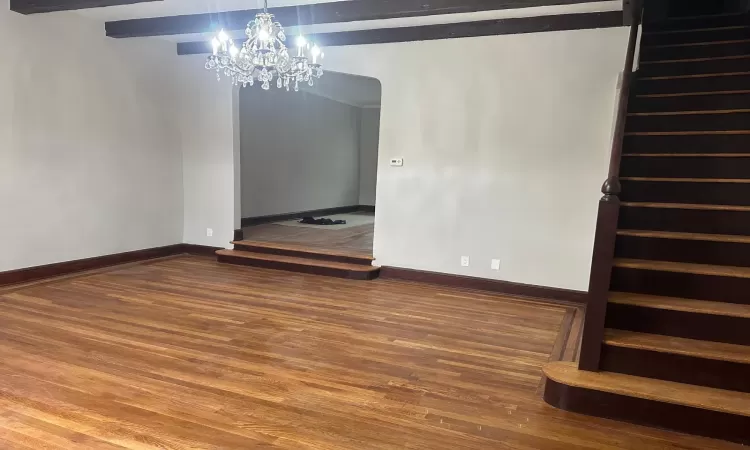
[241,205,375,227]
[0,243,222,287]
[379,267,588,305]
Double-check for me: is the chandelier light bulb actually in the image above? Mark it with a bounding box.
[310,44,321,64]
[211,37,220,55]
[296,35,306,48]
[258,28,270,41]
[229,45,239,57]
[218,29,229,43]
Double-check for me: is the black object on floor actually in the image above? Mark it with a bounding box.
[299,216,347,226]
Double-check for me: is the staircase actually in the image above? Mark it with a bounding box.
[216,240,380,280]
[544,11,750,445]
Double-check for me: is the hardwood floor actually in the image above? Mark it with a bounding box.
[0,256,742,449]
[243,213,374,256]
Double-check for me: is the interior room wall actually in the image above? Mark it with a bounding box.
[175,56,239,249]
[0,8,183,272]
[321,27,629,291]
[239,88,361,218]
[359,108,381,207]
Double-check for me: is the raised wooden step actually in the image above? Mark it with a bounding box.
[640,40,750,62]
[232,240,374,266]
[216,249,380,280]
[610,258,750,304]
[643,13,750,33]
[615,229,750,267]
[633,73,750,95]
[621,154,750,178]
[623,132,750,154]
[626,108,750,131]
[601,329,750,393]
[620,179,750,206]
[638,55,750,78]
[543,361,750,445]
[607,292,750,345]
[642,25,750,47]
[619,202,750,235]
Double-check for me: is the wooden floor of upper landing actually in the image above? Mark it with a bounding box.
[0,255,743,449]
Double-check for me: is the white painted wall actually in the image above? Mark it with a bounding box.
[321,27,629,291]
[359,108,381,206]
[240,89,361,218]
[0,9,183,272]
[175,56,239,248]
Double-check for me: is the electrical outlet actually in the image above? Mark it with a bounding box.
[461,256,470,267]
[491,259,501,270]
[389,158,404,167]
[206,228,214,237]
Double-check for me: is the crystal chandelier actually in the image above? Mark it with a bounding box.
[205,0,324,91]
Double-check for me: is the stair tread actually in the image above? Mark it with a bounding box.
[609,291,750,319]
[614,258,750,278]
[622,202,750,211]
[604,329,750,364]
[646,39,750,49]
[621,177,750,183]
[617,229,750,243]
[643,25,750,36]
[544,361,750,417]
[629,109,750,115]
[232,240,374,261]
[623,153,750,157]
[642,72,750,80]
[626,131,750,135]
[637,90,750,97]
[641,55,750,64]
[216,249,379,272]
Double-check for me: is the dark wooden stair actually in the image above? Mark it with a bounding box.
[216,241,380,280]
[545,9,750,445]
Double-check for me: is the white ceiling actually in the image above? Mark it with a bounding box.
[74,0,346,21]
[71,0,622,43]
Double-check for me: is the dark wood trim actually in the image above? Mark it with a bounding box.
[577,10,640,372]
[241,205,368,227]
[177,11,624,55]
[543,377,750,445]
[601,344,750,393]
[359,205,376,213]
[233,228,245,242]
[10,0,158,14]
[0,244,224,287]
[378,267,587,305]
[180,244,224,256]
[107,0,607,38]
[577,199,620,370]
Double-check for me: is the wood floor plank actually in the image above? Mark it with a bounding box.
[0,256,741,449]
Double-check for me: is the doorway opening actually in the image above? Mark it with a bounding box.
[238,71,382,259]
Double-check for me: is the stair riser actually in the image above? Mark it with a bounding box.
[217,254,379,280]
[639,57,750,78]
[606,302,750,345]
[641,42,750,62]
[601,345,750,393]
[630,92,750,112]
[644,14,750,32]
[620,206,750,235]
[611,267,750,304]
[642,26,750,46]
[544,378,750,446]
[626,111,750,131]
[621,156,750,178]
[633,74,750,94]
[615,235,750,267]
[232,243,372,266]
[624,133,750,153]
[620,180,750,206]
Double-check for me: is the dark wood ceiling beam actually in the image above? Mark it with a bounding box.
[10,0,160,14]
[177,11,623,55]
[107,0,605,38]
